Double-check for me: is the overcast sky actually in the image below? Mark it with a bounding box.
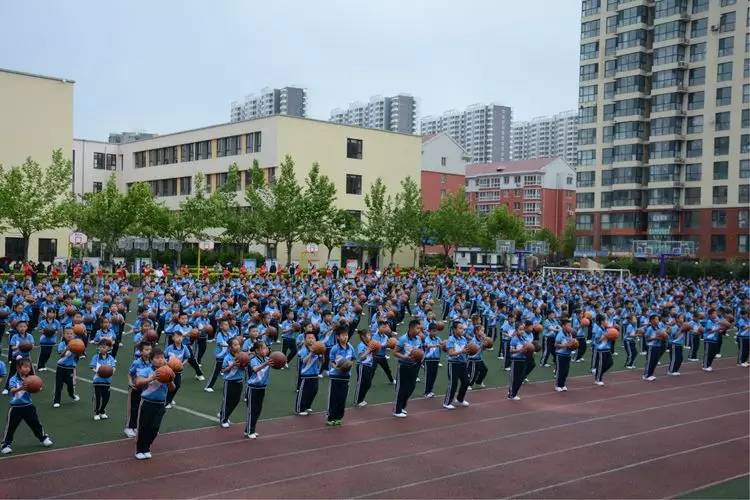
[1,0,581,140]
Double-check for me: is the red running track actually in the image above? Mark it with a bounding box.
[0,360,747,499]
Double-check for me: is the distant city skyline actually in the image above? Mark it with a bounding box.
[0,0,580,140]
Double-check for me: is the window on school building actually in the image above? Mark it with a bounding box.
[710,235,726,253]
[441,157,447,166]
[266,167,276,185]
[94,152,105,169]
[38,238,57,263]
[179,176,192,195]
[4,237,24,261]
[346,210,362,223]
[217,135,241,157]
[346,174,362,195]
[93,181,102,193]
[346,138,363,159]
[246,132,262,153]
[738,209,749,228]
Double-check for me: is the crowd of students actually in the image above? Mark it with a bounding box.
[0,269,747,460]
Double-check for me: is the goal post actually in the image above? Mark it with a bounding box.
[542,266,630,281]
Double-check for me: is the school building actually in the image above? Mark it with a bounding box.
[0,68,74,263]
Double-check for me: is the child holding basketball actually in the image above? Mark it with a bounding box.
[124,342,152,438]
[422,322,442,398]
[507,328,528,400]
[53,328,80,407]
[1,358,53,454]
[219,336,244,428]
[134,347,175,459]
[326,325,355,426]
[295,331,322,415]
[443,321,470,410]
[164,330,189,408]
[90,339,116,420]
[205,318,230,392]
[245,340,271,439]
[36,309,60,371]
[353,330,375,407]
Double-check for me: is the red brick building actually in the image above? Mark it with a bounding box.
[420,133,468,211]
[465,157,575,237]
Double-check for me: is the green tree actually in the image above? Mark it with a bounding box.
[382,191,404,266]
[0,149,72,259]
[126,183,171,260]
[268,155,306,264]
[430,188,479,257]
[394,176,422,266]
[222,160,265,261]
[302,162,338,247]
[560,216,576,258]
[361,177,389,266]
[320,209,358,263]
[483,205,529,248]
[534,227,561,255]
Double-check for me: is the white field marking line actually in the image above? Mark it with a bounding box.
[203,405,750,499]
[11,375,744,484]
[4,363,744,474]
[670,472,750,500]
[509,435,750,499]
[47,368,218,423]
[55,390,748,499]
[17,372,739,483]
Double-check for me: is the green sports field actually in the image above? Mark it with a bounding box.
[0,302,741,469]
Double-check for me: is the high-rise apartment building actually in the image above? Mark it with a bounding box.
[575,0,749,259]
[511,110,579,166]
[230,86,307,122]
[329,94,417,134]
[421,103,512,163]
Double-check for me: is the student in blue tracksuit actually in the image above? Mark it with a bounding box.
[554,321,574,391]
[36,309,60,371]
[164,330,190,408]
[507,328,528,400]
[134,347,175,459]
[219,337,244,428]
[205,319,231,392]
[353,330,375,407]
[702,310,723,371]
[1,358,53,455]
[467,327,488,389]
[392,319,423,418]
[371,321,395,384]
[737,310,749,367]
[540,311,560,367]
[245,341,271,439]
[667,318,686,375]
[443,321,470,409]
[53,328,80,407]
[422,323,442,398]
[124,342,153,438]
[295,331,322,415]
[593,322,613,386]
[279,310,298,363]
[643,315,665,380]
[622,315,639,369]
[326,325,355,426]
[574,316,587,362]
[90,339,116,420]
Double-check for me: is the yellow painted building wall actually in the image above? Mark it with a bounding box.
[0,69,74,262]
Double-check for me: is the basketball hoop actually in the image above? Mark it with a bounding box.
[69,232,88,247]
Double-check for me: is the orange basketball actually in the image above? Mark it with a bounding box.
[311,341,326,355]
[337,359,353,372]
[532,324,543,334]
[204,324,214,338]
[680,323,691,332]
[386,337,397,349]
[268,351,287,369]
[167,357,183,373]
[353,304,363,314]
[23,375,43,393]
[568,338,580,349]
[604,328,619,341]
[97,364,114,378]
[72,324,86,336]
[409,348,425,363]
[155,365,175,383]
[264,326,278,340]
[465,343,480,355]
[234,351,250,368]
[387,310,396,319]
[581,318,591,327]
[144,330,158,343]
[440,340,448,352]
[436,321,445,331]
[68,338,85,355]
[189,328,199,340]
[368,340,382,352]
[482,337,494,349]
[18,341,33,353]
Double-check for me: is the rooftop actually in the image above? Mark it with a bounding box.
[465,157,558,176]
[0,67,75,84]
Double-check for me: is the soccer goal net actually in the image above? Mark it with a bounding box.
[541,266,630,281]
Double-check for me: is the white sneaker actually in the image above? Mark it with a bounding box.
[221,421,230,428]
[438,363,443,367]
[591,369,596,373]
[555,387,563,392]
[135,453,147,460]
[247,433,258,439]
[512,396,521,401]
[297,411,309,416]
[715,353,722,358]
[53,403,60,408]
[392,412,407,418]
[165,403,173,409]
[595,381,604,386]
[668,372,680,376]
[72,395,80,402]
[562,386,568,392]
[460,400,470,407]
[504,367,511,371]
[392,380,397,385]
[416,377,421,382]
[356,401,368,407]
[478,383,485,388]
[171,400,176,405]
[442,404,455,410]
[144,452,152,459]
[94,414,101,421]
[204,387,214,393]
[1,446,11,454]
[124,428,136,438]
[100,413,108,419]
[467,386,473,391]
[647,376,656,381]
[741,363,749,367]
[543,364,550,367]
[703,366,713,372]
[317,374,323,379]
[613,352,619,356]
[196,375,205,381]
[402,409,407,414]
[42,437,53,447]
[1,389,7,395]
[38,367,47,372]
[424,392,434,398]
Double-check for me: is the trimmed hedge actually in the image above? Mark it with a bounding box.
[601,257,749,280]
